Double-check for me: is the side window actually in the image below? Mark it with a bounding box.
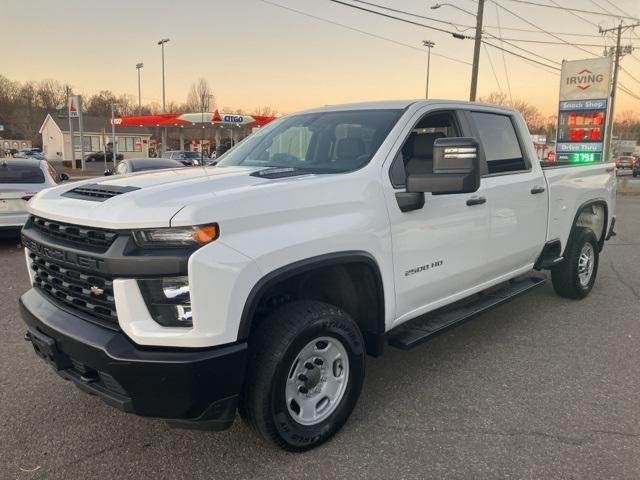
[470,112,527,174]
[390,111,461,187]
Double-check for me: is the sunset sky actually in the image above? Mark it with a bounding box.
[4,0,640,117]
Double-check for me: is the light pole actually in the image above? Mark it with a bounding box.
[201,93,214,164]
[136,62,144,116]
[422,40,435,99]
[431,1,485,101]
[157,38,170,156]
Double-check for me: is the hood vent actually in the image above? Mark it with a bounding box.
[62,183,140,202]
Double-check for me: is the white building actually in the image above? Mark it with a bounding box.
[40,114,152,162]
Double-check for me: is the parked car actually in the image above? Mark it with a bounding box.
[632,157,640,177]
[165,150,203,166]
[613,155,634,170]
[0,159,68,234]
[14,150,44,160]
[18,100,616,451]
[85,151,124,162]
[104,158,186,176]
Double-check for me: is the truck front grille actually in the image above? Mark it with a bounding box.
[29,251,119,329]
[31,216,118,251]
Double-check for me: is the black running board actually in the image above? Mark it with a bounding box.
[388,276,546,350]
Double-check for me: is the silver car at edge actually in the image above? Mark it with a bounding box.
[0,159,69,233]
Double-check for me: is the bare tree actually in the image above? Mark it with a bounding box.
[253,106,278,117]
[185,78,214,112]
[86,90,118,116]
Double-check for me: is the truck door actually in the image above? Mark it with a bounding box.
[383,108,491,326]
[464,110,547,281]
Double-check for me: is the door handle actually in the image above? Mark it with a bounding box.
[530,186,546,194]
[466,196,487,206]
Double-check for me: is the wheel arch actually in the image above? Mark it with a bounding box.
[237,251,386,357]
[565,198,609,254]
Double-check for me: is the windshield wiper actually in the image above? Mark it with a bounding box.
[250,166,348,179]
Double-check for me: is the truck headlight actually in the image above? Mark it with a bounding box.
[132,224,218,248]
[138,276,193,327]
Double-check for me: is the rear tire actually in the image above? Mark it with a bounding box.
[551,227,599,299]
[240,300,365,451]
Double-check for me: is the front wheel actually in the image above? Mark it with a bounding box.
[240,300,365,451]
[551,227,599,299]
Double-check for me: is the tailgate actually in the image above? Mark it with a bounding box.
[0,186,37,213]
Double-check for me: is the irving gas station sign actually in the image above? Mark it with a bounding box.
[556,57,613,164]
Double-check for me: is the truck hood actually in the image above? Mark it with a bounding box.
[28,166,267,229]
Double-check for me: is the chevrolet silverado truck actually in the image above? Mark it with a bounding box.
[19,100,616,451]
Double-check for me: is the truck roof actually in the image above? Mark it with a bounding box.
[300,99,517,115]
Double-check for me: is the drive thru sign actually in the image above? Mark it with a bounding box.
[556,57,612,164]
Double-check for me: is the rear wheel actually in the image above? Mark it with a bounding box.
[240,300,365,451]
[551,227,599,299]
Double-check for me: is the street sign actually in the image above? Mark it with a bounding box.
[556,58,612,164]
[68,96,80,118]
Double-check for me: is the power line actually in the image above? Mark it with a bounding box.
[326,0,473,39]
[257,0,472,65]
[491,0,601,57]
[618,83,640,101]
[483,31,561,66]
[602,0,635,18]
[351,0,474,32]
[482,40,560,71]
[482,43,504,93]
[621,65,640,85]
[495,4,513,103]
[494,37,618,47]
[499,0,639,21]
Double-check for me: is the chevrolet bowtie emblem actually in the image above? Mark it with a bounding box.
[89,286,104,296]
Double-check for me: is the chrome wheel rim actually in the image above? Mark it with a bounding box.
[578,243,595,287]
[285,336,350,426]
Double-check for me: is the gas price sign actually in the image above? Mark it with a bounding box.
[556,99,607,163]
[555,57,612,164]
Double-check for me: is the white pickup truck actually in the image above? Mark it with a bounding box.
[19,100,616,451]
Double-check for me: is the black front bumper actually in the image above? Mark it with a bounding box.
[20,288,248,430]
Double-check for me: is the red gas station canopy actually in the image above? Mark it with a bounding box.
[111,110,276,127]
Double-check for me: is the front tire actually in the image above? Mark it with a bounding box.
[240,300,365,451]
[551,227,599,299]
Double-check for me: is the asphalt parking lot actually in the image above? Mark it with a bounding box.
[1,195,639,480]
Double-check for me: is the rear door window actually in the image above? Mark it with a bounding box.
[0,163,45,184]
[470,112,528,174]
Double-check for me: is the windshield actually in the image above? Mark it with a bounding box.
[0,163,45,184]
[182,151,201,159]
[217,109,402,172]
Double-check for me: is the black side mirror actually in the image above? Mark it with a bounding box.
[407,137,480,195]
[58,172,70,181]
[396,137,481,213]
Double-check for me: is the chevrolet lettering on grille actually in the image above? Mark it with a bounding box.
[22,236,105,271]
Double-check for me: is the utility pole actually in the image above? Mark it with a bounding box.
[469,0,485,101]
[158,38,170,156]
[423,40,435,99]
[600,21,638,162]
[136,62,144,116]
[66,86,75,166]
[77,95,85,170]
